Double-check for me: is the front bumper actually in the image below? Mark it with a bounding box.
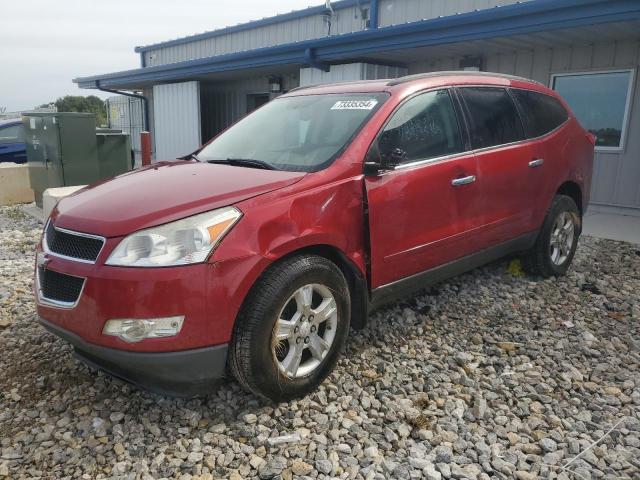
[39,316,228,397]
[35,243,269,352]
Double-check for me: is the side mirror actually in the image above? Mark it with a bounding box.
[363,140,382,176]
[363,161,381,176]
[364,139,407,175]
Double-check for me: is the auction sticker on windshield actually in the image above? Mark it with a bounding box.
[331,99,378,110]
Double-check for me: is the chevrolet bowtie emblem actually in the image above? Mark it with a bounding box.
[36,252,50,268]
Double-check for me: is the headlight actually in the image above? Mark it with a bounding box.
[106,207,241,267]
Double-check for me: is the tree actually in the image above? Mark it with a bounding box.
[43,95,108,126]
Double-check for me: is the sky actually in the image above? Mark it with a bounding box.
[0,0,311,112]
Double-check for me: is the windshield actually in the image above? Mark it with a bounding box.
[197,93,388,172]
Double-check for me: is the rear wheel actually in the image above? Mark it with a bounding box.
[228,255,350,402]
[522,194,581,277]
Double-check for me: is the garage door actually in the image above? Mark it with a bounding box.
[153,81,201,160]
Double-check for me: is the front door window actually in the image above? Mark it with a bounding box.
[378,89,463,165]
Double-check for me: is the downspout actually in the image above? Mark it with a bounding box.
[369,0,379,29]
[95,81,150,132]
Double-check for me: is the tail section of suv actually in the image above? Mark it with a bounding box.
[35,72,594,401]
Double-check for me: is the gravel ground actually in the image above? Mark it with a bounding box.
[0,204,639,480]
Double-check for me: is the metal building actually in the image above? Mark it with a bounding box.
[74,0,640,216]
[106,95,145,164]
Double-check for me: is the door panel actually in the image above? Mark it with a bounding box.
[457,86,534,244]
[473,142,534,244]
[510,88,573,228]
[366,154,482,287]
[366,88,485,288]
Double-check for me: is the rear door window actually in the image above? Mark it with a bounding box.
[378,89,463,164]
[511,89,568,138]
[458,87,524,149]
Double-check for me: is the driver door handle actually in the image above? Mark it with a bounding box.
[451,175,476,186]
[529,158,544,168]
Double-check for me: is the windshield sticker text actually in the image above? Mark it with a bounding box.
[331,100,378,110]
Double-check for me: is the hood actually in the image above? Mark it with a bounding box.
[53,161,305,237]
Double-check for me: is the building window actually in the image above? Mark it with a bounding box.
[552,70,635,151]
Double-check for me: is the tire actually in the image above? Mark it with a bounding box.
[522,194,581,277]
[228,255,351,402]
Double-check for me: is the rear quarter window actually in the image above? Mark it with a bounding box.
[511,89,569,138]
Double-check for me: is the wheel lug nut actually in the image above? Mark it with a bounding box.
[311,325,316,332]
[296,337,302,344]
[294,327,299,333]
[304,336,309,343]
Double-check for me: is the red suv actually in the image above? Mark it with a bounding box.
[35,72,594,401]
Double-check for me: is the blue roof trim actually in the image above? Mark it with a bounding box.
[134,0,364,53]
[75,0,640,89]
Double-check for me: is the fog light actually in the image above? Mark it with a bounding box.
[103,316,184,343]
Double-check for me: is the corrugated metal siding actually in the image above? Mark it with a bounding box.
[106,96,145,156]
[144,5,367,67]
[143,0,530,67]
[153,82,201,160]
[200,74,299,141]
[377,0,524,26]
[300,62,407,85]
[407,39,640,211]
[363,63,408,80]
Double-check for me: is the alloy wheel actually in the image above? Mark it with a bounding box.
[271,283,338,378]
[549,211,576,266]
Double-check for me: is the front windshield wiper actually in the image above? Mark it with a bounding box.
[206,158,277,170]
[183,153,200,161]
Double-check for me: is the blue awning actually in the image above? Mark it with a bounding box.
[74,0,640,90]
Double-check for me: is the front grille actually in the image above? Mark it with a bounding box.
[45,221,104,262]
[38,267,85,305]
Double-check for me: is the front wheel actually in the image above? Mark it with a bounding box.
[522,194,581,277]
[228,255,350,402]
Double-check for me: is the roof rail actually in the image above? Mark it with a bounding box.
[287,84,320,93]
[387,71,544,87]
[288,78,389,93]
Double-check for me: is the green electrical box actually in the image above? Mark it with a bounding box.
[96,130,133,179]
[23,113,133,207]
[23,113,100,207]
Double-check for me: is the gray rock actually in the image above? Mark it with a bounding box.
[472,397,487,420]
[409,457,433,470]
[315,459,333,475]
[0,207,636,480]
[434,446,453,463]
[423,462,442,480]
[243,413,258,424]
[539,438,558,452]
[259,456,287,479]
